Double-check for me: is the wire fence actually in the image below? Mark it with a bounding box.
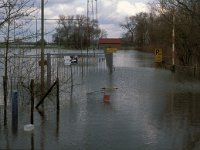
[1,49,200,107]
[0,49,107,106]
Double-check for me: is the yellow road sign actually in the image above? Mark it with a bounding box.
[106,47,117,53]
[155,48,162,62]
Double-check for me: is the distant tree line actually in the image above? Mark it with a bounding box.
[120,0,200,66]
[52,15,107,49]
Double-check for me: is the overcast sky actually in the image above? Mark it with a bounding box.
[39,0,152,38]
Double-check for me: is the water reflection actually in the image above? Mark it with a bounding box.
[163,78,200,150]
[113,50,154,68]
[4,108,7,127]
[0,50,200,150]
[31,133,34,150]
[168,93,200,125]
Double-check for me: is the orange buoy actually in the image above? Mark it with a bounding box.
[103,95,110,103]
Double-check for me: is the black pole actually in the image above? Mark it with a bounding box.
[56,78,60,110]
[35,80,57,108]
[12,91,18,134]
[30,79,34,124]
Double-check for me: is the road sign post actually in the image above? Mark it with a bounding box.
[106,48,117,53]
[155,48,162,63]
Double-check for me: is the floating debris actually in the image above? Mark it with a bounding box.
[24,124,34,132]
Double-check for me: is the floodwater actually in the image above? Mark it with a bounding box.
[0,50,200,150]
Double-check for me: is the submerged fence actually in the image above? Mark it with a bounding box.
[0,49,107,106]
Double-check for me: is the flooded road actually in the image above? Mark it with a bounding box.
[1,50,200,150]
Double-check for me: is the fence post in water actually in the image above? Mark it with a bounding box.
[12,90,18,134]
[30,79,34,124]
[56,77,60,137]
[35,80,57,108]
[3,76,8,126]
[47,53,51,88]
[3,76,7,110]
[56,78,60,110]
[70,65,73,87]
[70,65,74,99]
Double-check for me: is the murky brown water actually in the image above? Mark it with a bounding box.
[0,50,200,150]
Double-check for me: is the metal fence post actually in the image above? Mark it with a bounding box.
[12,90,18,134]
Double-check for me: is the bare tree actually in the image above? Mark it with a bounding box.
[120,16,137,44]
[156,0,200,65]
[53,15,104,49]
[0,0,36,105]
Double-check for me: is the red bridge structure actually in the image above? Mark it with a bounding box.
[98,38,121,51]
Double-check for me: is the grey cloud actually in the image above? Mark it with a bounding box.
[39,0,149,37]
[45,0,76,6]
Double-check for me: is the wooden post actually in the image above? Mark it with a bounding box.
[56,77,60,136]
[3,76,7,110]
[56,78,60,110]
[35,80,57,108]
[47,53,51,88]
[30,79,34,124]
[3,77,8,127]
[171,12,176,72]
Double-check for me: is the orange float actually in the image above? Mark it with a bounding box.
[103,95,110,103]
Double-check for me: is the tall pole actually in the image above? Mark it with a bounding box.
[36,19,38,80]
[95,0,98,21]
[41,0,45,96]
[87,0,97,56]
[172,13,175,71]
[95,0,98,50]
[87,0,90,66]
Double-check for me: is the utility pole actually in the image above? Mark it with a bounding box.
[41,0,45,96]
[95,0,98,50]
[87,0,95,21]
[95,0,98,22]
[87,0,98,55]
[87,0,93,65]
